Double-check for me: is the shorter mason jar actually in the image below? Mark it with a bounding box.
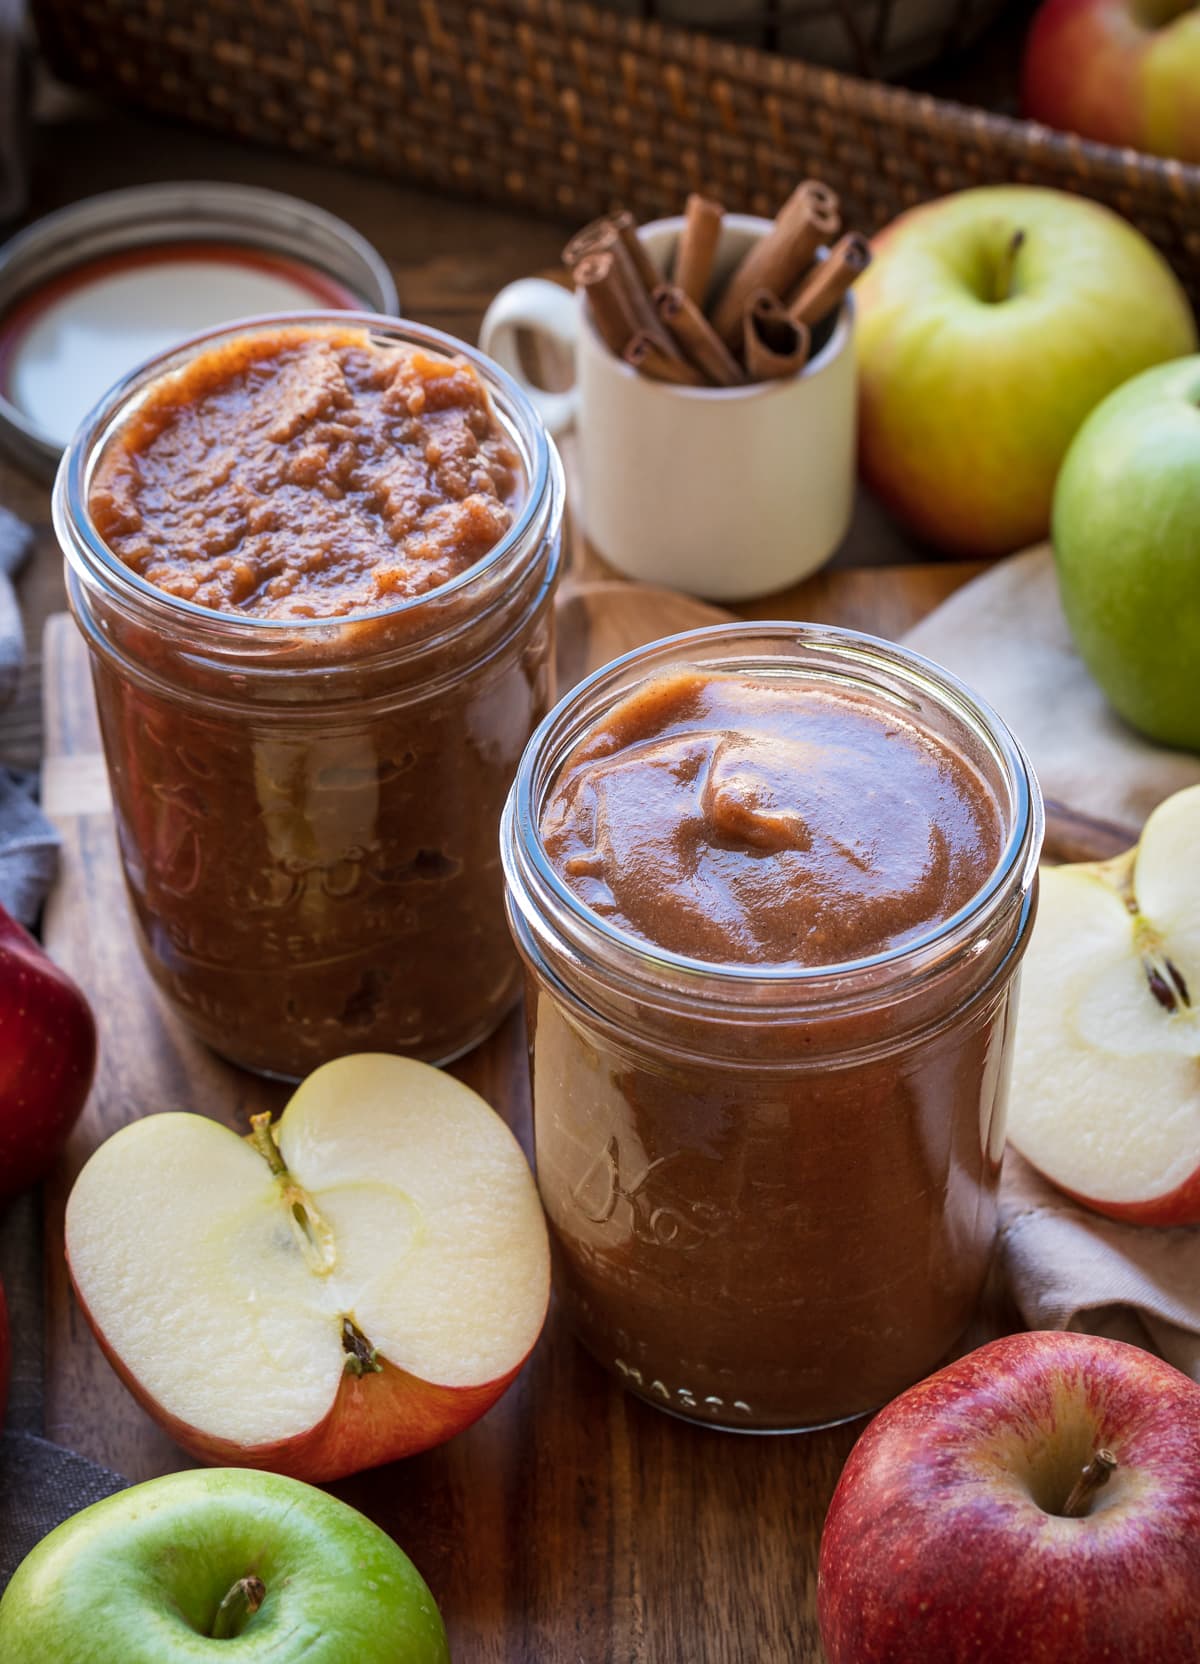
[502,624,1042,1432]
[57,314,564,1079]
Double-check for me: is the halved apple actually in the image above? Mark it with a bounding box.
[1009,784,1200,1225]
[65,1054,550,1481]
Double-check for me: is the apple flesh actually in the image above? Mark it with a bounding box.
[65,1053,550,1481]
[819,1330,1200,1664]
[0,902,97,1199]
[856,185,1196,557]
[0,1465,450,1663]
[1023,0,1200,162]
[1052,355,1200,751]
[1009,784,1200,1224]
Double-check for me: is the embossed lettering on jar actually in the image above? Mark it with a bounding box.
[57,316,564,1078]
[503,626,1043,1432]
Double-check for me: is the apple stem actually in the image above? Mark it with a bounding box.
[1062,1449,1118,1519]
[992,228,1026,303]
[210,1575,266,1639]
[248,1112,287,1177]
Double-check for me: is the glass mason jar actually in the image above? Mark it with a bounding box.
[56,313,564,1079]
[502,624,1043,1432]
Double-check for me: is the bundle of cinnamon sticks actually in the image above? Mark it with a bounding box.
[563,183,872,389]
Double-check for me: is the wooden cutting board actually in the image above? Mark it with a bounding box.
[39,560,998,1664]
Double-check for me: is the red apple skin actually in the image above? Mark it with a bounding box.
[0,906,97,1200]
[1059,1164,1200,1229]
[818,1331,1200,1664]
[0,1278,9,1427]
[1023,0,1200,162]
[68,1260,544,1483]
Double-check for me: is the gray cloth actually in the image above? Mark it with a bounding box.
[0,1434,129,1587]
[0,505,30,709]
[0,508,57,925]
[1,1198,127,1590]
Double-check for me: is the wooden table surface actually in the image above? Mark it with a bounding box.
[3,90,998,1664]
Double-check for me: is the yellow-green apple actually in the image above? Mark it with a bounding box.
[1053,355,1200,749]
[1008,785,1200,1224]
[856,186,1196,557]
[0,1466,450,1663]
[818,1331,1200,1664]
[65,1053,550,1482]
[0,902,97,1199]
[1023,0,1200,161]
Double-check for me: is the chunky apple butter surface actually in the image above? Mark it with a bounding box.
[90,327,520,617]
[76,323,558,1078]
[525,663,1024,1429]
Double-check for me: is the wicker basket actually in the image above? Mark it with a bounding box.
[608,0,1011,79]
[32,0,1200,306]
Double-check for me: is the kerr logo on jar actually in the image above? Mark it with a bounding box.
[570,1135,718,1251]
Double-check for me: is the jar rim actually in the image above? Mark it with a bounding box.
[503,621,1044,1009]
[53,309,556,638]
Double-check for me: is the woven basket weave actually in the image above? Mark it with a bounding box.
[32,0,1200,305]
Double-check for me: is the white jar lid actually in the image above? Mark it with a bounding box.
[0,181,399,477]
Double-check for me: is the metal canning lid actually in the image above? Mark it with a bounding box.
[0,181,399,478]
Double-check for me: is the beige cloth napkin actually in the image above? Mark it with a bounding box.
[905,544,1200,826]
[903,546,1200,1379]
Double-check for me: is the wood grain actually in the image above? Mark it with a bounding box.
[39,545,995,1663]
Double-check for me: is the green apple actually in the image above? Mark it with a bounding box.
[857,185,1196,557]
[0,1467,449,1663]
[1053,355,1200,749]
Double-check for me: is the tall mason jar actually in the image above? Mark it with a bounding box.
[502,624,1043,1432]
[56,314,564,1079]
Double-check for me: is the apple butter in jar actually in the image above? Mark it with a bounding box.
[56,317,564,1077]
[502,624,1043,1431]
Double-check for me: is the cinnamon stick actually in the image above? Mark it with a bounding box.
[674,194,724,307]
[562,215,620,271]
[574,250,638,357]
[623,331,706,386]
[710,181,841,348]
[743,290,811,382]
[612,209,662,297]
[787,232,872,329]
[654,284,745,388]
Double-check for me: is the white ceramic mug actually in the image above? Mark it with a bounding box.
[480,214,856,602]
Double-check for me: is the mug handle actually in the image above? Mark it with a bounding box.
[480,278,580,437]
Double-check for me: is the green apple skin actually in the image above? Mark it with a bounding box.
[0,1467,450,1664]
[857,186,1197,557]
[1053,355,1200,750]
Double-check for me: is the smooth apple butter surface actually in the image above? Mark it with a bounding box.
[523,661,1023,1430]
[70,321,560,1079]
[542,670,1000,966]
[89,327,520,617]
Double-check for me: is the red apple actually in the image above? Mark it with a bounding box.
[1023,0,1200,162]
[0,1278,9,1427]
[818,1331,1200,1663]
[65,1053,550,1482]
[0,904,97,1199]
